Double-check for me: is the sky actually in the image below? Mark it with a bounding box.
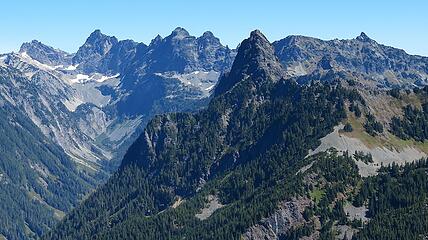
[1,0,427,56]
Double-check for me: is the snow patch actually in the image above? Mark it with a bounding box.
[69,74,91,83]
[96,73,120,83]
[53,65,64,70]
[155,70,220,97]
[65,64,79,71]
[0,55,6,66]
[68,73,120,84]
[20,52,58,71]
[205,85,215,91]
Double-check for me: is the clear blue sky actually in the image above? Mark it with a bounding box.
[1,0,427,56]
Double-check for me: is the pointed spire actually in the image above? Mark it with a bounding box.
[150,34,163,46]
[73,29,118,64]
[356,32,371,42]
[86,29,115,44]
[214,29,285,96]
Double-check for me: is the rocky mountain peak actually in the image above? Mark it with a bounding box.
[232,29,284,76]
[171,27,191,39]
[150,34,163,46]
[73,30,118,65]
[201,31,215,38]
[356,32,372,42]
[249,29,268,42]
[88,29,102,39]
[19,39,72,66]
[273,31,428,86]
[141,28,234,73]
[19,39,43,51]
[197,31,222,47]
[214,30,285,96]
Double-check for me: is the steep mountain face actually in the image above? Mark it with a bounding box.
[0,28,235,239]
[99,39,139,73]
[72,30,119,73]
[0,28,235,172]
[138,27,235,74]
[214,30,285,96]
[73,30,142,75]
[273,32,428,87]
[0,51,116,173]
[45,30,362,240]
[0,67,90,240]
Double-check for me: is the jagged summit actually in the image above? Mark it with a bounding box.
[171,27,190,38]
[82,29,117,50]
[272,31,428,86]
[214,29,285,96]
[356,32,372,42]
[197,31,222,46]
[202,31,215,38]
[150,34,163,46]
[91,29,102,35]
[72,29,119,71]
[249,29,268,42]
[19,39,72,66]
[88,29,102,38]
[140,27,234,73]
[19,39,43,51]
[81,29,118,49]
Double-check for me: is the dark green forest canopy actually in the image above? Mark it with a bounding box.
[0,103,90,240]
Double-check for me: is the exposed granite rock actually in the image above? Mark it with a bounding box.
[242,197,312,240]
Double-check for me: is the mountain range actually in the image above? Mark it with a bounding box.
[0,27,428,239]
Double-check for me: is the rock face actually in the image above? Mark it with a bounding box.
[214,30,285,96]
[242,198,312,240]
[139,27,235,74]
[273,32,428,87]
[72,30,119,73]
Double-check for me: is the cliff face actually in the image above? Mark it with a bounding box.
[242,198,312,240]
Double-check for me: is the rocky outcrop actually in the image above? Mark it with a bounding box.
[242,197,312,240]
